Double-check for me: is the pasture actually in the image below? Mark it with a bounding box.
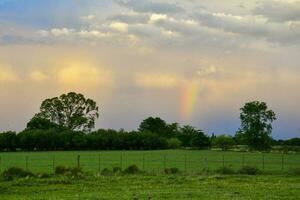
[0,150,299,173]
[0,175,299,199]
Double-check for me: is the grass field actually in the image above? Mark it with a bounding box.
[0,150,299,173]
[0,174,299,199]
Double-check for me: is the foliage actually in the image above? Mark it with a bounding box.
[178,125,210,149]
[123,165,140,174]
[238,166,261,175]
[35,92,99,132]
[238,101,276,151]
[0,131,17,151]
[215,166,235,175]
[212,135,235,151]
[164,168,180,174]
[1,167,34,180]
[167,138,182,149]
[55,166,82,176]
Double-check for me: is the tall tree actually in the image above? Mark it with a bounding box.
[35,92,99,132]
[238,101,276,150]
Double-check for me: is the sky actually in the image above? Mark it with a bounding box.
[0,0,299,139]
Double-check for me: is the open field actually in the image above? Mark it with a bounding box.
[0,174,299,200]
[0,150,299,173]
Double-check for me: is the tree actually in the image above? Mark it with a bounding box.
[212,135,235,151]
[0,131,17,151]
[178,125,210,148]
[139,117,177,138]
[26,116,60,130]
[35,92,99,132]
[238,101,276,151]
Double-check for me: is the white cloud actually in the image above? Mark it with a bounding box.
[109,22,129,32]
[51,28,75,36]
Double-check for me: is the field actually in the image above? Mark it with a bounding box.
[0,174,299,199]
[0,150,299,173]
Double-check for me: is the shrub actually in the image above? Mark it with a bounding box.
[123,165,140,174]
[101,168,114,176]
[55,166,82,176]
[167,138,182,149]
[290,168,300,176]
[37,173,50,179]
[215,166,235,175]
[238,166,261,175]
[55,166,68,175]
[1,167,34,180]
[113,167,122,173]
[164,168,180,174]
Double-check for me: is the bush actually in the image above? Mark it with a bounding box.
[123,165,140,174]
[1,167,34,180]
[215,166,235,175]
[55,166,82,176]
[101,168,114,176]
[37,173,50,179]
[167,138,182,149]
[113,167,122,173]
[55,166,68,175]
[238,166,261,175]
[290,168,300,176]
[164,168,180,174]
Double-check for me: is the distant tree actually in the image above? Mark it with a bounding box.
[179,125,210,148]
[139,117,177,138]
[238,101,276,151]
[35,92,99,132]
[212,135,235,151]
[0,131,17,151]
[26,116,59,130]
[167,138,182,149]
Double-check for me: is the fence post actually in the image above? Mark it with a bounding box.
[242,155,245,167]
[26,156,28,170]
[142,153,145,171]
[184,154,187,173]
[98,153,101,172]
[222,155,225,168]
[52,155,55,172]
[163,155,166,170]
[0,155,1,172]
[281,154,284,171]
[77,155,80,168]
[262,154,265,170]
[203,157,208,170]
[120,153,123,169]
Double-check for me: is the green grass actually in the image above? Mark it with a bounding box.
[0,150,299,173]
[0,174,299,199]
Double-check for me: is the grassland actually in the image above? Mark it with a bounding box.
[0,174,299,199]
[0,150,299,173]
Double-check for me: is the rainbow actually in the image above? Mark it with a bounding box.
[180,82,200,120]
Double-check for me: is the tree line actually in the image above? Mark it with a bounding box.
[0,92,298,152]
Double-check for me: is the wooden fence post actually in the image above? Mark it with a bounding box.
[262,154,265,170]
[77,155,80,168]
[120,153,123,169]
[184,154,187,173]
[26,156,28,170]
[242,155,245,167]
[281,154,284,171]
[142,153,145,171]
[98,153,101,172]
[52,155,55,172]
[163,155,166,170]
[222,155,225,168]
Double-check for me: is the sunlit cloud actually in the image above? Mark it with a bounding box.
[29,70,49,82]
[109,22,129,32]
[56,62,114,89]
[0,67,19,83]
[134,73,180,89]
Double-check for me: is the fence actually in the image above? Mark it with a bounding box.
[0,151,299,173]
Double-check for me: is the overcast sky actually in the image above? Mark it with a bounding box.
[0,0,299,138]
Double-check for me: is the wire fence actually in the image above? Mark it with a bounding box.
[0,152,299,174]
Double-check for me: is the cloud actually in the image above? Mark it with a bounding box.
[108,13,149,24]
[0,67,18,82]
[134,73,180,89]
[57,63,114,88]
[116,0,184,14]
[253,1,300,22]
[109,22,129,32]
[29,70,48,82]
[51,28,75,36]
